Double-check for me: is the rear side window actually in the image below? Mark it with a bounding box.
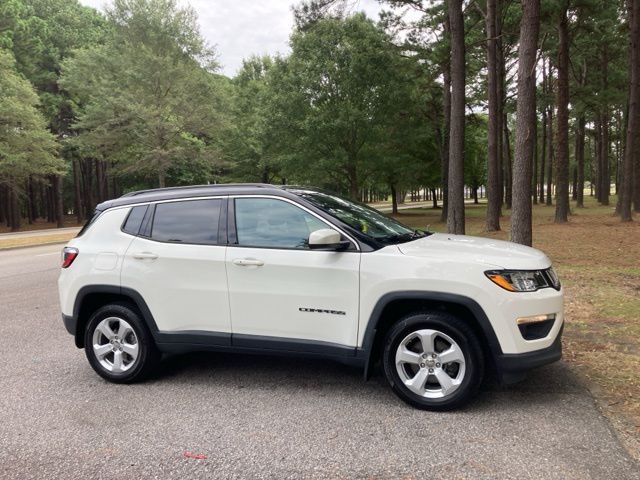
[76,209,102,237]
[122,205,148,235]
[151,199,221,244]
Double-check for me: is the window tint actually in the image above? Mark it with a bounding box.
[122,205,148,235]
[298,191,416,242]
[76,209,102,237]
[151,199,221,244]
[235,198,328,249]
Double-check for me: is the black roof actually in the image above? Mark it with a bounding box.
[96,183,303,210]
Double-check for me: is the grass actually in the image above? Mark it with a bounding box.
[391,195,640,449]
[0,232,77,249]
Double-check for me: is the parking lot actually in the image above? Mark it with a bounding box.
[0,244,638,479]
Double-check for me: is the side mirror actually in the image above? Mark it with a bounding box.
[308,228,351,251]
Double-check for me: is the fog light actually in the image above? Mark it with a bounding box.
[516,313,556,325]
[517,314,556,340]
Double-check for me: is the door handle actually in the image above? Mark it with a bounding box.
[132,252,159,260]
[232,258,264,267]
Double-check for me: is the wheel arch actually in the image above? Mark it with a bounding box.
[72,285,159,348]
[360,291,503,379]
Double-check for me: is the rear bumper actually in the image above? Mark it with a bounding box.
[494,325,563,383]
[62,314,76,336]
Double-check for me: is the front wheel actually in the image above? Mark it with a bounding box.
[382,311,484,410]
[84,303,160,383]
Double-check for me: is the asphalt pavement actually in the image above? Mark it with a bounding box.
[0,244,638,479]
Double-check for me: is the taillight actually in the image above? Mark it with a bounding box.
[61,247,79,268]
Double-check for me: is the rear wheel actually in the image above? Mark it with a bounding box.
[382,311,484,410]
[84,303,159,383]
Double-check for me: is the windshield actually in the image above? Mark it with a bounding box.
[295,190,429,244]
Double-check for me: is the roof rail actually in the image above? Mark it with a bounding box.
[119,183,274,198]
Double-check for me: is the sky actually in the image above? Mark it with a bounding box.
[78,0,385,77]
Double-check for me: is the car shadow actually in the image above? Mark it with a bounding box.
[150,351,586,411]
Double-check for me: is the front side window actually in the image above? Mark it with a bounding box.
[151,199,221,244]
[235,198,327,249]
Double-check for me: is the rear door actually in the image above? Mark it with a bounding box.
[121,197,231,337]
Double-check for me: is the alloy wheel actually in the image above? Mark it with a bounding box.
[92,317,139,373]
[394,328,466,399]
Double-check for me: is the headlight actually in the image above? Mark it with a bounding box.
[485,268,560,292]
[546,267,561,289]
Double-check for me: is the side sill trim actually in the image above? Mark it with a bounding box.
[156,333,361,367]
[232,334,356,357]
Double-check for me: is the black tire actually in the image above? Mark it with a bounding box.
[84,303,160,383]
[382,311,484,411]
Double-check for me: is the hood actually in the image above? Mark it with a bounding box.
[397,233,551,270]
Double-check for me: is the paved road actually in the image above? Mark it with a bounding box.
[0,244,638,479]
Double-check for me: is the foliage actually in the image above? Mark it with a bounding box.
[60,0,230,188]
[0,49,62,184]
[264,13,430,199]
[0,0,638,229]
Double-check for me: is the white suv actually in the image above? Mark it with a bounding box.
[58,184,563,410]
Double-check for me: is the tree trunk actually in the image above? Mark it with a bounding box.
[29,177,38,221]
[546,91,554,205]
[446,0,465,234]
[485,0,501,231]
[95,159,104,203]
[620,0,640,221]
[47,181,55,223]
[26,180,33,224]
[497,5,505,211]
[390,184,398,214]
[346,161,359,201]
[599,47,610,206]
[72,159,84,224]
[533,114,538,205]
[511,0,540,246]
[0,186,6,225]
[554,3,570,223]
[9,187,21,231]
[575,115,586,207]
[54,175,64,228]
[539,62,547,204]
[503,116,513,209]
[440,13,452,223]
[599,113,610,205]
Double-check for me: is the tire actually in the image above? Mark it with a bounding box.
[382,311,484,411]
[84,303,160,383]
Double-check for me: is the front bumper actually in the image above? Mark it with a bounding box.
[494,325,563,384]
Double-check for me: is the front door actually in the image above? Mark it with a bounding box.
[225,196,360,348]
